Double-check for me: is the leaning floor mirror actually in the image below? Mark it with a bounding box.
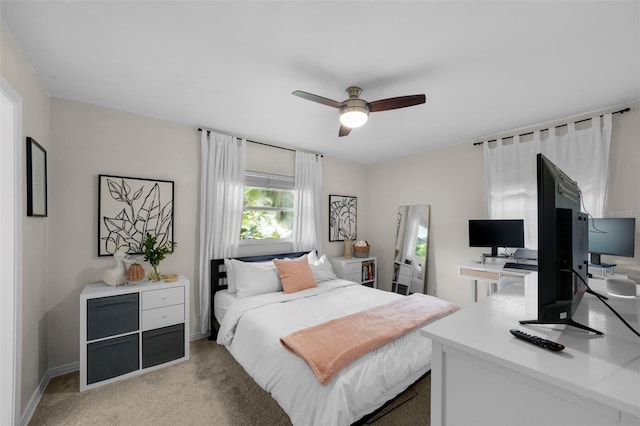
[392,204,430,295]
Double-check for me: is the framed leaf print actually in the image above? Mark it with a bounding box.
[329,194,357,242]
[98,174,174,256]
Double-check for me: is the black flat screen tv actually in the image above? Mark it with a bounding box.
[520,154,600,334]
[588,218,636,265]
[468,219,525,257]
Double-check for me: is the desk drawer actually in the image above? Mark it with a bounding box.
[142,304,184,331]
[459,267,500,282]
[142,287,184,310]
[500,271,525,280]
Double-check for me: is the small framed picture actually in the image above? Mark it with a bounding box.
[26,137,47,217]
[329,194,357,241]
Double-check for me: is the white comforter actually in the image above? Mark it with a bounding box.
[217,280,436,426]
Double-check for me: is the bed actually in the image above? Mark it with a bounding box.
[209,251,458,426]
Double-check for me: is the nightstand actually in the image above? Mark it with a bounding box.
[329,256,377,288]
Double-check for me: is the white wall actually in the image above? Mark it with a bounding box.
[48,99,199,367]
[47,99,371,369]
[369,106,640,309]
[1,24,50,416]
[322,156,370,258]
[369,143,485,306]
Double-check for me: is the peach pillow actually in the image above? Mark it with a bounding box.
[274,255,318,294]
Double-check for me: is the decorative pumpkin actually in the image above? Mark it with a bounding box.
[127,263,145,282]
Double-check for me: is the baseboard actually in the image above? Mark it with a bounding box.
[20,361,79,426]
[20,333,207,425]
[191,331,210,341]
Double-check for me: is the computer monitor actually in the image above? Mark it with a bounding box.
[468,219,525,257]
[588,218,636,265]
[520,154,600,334]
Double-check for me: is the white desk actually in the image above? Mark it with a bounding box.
[421,273,640,426]
[458,261,532,301]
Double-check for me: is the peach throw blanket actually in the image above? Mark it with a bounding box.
[280,294,460,385]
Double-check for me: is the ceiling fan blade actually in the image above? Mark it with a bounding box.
[338,125,352,137]
[292,90,343,109]
[368,94,426,112]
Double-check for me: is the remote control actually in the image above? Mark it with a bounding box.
[509,329,565,352]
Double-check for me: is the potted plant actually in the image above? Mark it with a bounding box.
[143,232,176,281]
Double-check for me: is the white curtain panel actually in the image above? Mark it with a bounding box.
[198,131,246,334]
[400,205,421,262]
[293,151,323,253]
[484,114,612,249]
[484,133,540,248]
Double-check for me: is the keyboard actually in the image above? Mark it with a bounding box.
[503,262,538,271]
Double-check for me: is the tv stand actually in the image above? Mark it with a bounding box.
[518,318,603,336]
[421,275,640,425]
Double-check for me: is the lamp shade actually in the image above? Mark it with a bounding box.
[340,107,369,128]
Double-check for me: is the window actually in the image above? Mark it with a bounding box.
[414,222,428,259]
[241,172,294,241]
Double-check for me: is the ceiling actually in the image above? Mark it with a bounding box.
[2,1,639,164]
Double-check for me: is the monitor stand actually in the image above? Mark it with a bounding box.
[481,254,507,264]
[481,247,508,263]
[519,318,603,336]
[589,253,617,278]
[590,263,617,279]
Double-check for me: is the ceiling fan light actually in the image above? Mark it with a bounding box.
[340,107,369,128]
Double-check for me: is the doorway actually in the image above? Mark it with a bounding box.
[1,77,22,426]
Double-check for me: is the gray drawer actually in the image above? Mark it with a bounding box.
[142,323,185,369]
[87,334,139,384]
[87,293,139,341]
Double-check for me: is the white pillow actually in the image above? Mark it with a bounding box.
[306,250,319,264]
[223,259,237,293]
[309,254,338,282]
[232,259,282,299]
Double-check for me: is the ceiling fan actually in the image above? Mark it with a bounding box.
[292,86,426,137]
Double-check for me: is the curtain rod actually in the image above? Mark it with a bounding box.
[197,128,323,157]
[473,107,630,146]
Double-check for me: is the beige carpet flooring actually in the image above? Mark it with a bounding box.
[29,338,430,425]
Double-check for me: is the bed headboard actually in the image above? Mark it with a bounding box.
[209,251,311,340]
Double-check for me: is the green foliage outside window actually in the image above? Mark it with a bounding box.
[414,224,428,259]
[241,186,294,240]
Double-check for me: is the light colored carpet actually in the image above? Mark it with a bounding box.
[29,338,430,425]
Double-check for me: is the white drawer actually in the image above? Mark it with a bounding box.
[398,268,412,278]
[345,262,362,275]
[142,304,184,331]
[345,272,362,283]
[142,287,184,310]
[397,274,411,285]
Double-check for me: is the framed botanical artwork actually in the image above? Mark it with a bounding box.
[98,174,174,256]
[329,194,357,242]
[26,137,48,217]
